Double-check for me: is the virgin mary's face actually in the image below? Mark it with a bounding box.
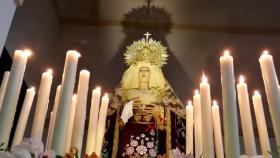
[138,66,151,83]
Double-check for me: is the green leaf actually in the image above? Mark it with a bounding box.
[268,146,280,156]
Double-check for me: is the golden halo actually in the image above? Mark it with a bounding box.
[124,33,168,68]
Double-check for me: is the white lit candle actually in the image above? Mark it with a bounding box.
[0,50,31,147]
[71,70,90,155]
[200,74,215,158]
[212,100,224,158]
[95,93,109,157]
[0,71,10,110]
[259,50,280,146]
[219,50,240,157]
[86,87,101,155]
[252,91,271,158]
[51,50,81,156]
[186,100,194,155]
[237,75,257,156]
[12,87,35,146]
[65,94,77,153]
[31,69,53,139]
[46,85,61,150]
[46,111,54,150]
[193,89,202,158]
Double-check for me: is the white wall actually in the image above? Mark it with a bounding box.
[0,0,17,55]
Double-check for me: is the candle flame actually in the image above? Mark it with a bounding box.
[239,75,245,83]
[254,90,260,95]
[187,100,192,106]
[73,94,77,101]
[104,93,109,99]
[67,50,81,58]
[202,73,208,83]
[46,69,53,74]
[194,89,199,95]
[30,86,36,91]
[93,86,101,93]
[213,100,218,106]
[262,50,269,55]
[57,85,61,89]
[96,86,101,91]
[224,50,230,56]
[23,49,32,58]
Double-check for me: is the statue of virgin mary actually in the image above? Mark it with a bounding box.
[103,33,186,158]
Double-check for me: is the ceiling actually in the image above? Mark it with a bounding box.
[53,0,280,34]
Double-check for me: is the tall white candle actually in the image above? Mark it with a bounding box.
[219,50,240,157]
[0,50,31,147]
[65,94,77,153]
[95,93,109,157]
[71,70,90,155]
[212,101,224,158]
[0,71,10,110]
[237,75,257,156]
[259,50,280,146]
[12,87,35,147]
[46,85,61,150]
[46,111,54,150]
[31,69,53,139]
[51,50,81,156]
[186,100,194,155]
[86,87,101,155]
[252,91,271,158]
[193,89,202,158]
[200,74,215,158]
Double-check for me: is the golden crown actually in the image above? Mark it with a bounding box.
[124,32,168,67]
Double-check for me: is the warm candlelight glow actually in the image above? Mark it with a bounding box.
[46,69,53,74]
[224,50,230,56]
[30,87,36,91]
[202,73,208,83]
[67,50,81,58]
[254,90,260,96]
[239,75,245,83]
[262,50,269,56]
[81,69,90,73]
[194,89,199,95]
[73,94,77,101]
[213,100,218,106]
[104,93,109,99]
[94,87,101,93]
[23,49,32,58]
[187,100,193,106]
